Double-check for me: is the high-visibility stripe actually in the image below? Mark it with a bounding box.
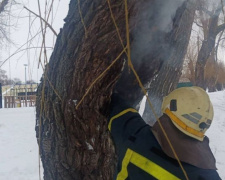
[117,149,180,180]
[108,108,138,131]
[116,149,133,180]
[165,108,204,138]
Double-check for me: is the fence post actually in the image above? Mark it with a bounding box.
[0,83,2,108]
[4,96,7,108]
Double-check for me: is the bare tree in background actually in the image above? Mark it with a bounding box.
[26,79,36,84]
[180,0,225,92]
[182,43,225,92]
[0,0,11,43]
[36,0,197,179]
[216,61,225,90]
[182,41,198,84]
[195,0,225,89]
[12,77,22,85]
[204,49,225,91]
[0,67,8,85]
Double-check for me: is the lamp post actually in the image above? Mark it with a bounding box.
[24,64,28,107]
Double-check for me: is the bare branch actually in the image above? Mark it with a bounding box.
[0,0,9,14]
[24,6,57,36]
[0,46,53,68]
[216,23,225,34]
[215,30,225,61]
[194,20,203,28]
[0,30,42,68]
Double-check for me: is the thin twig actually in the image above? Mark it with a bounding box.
[0,31,44,68]
[107,0,126,53]
[78,0,87,38]
[46,75,62,101]
[37,1,45,179]
[124,0,131,68]
[24,6,57,36]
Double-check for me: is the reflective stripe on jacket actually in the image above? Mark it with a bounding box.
[108,94,221,180]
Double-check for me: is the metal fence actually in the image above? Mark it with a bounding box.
[4,95,36,108]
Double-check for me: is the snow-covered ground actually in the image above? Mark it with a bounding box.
[206,90,225,179]
[0,91,224,180]
[0,107,42,180]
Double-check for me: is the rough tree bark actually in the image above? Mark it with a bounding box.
[36,0,196,179]
[36,1,128,179]
[36,0,141,179]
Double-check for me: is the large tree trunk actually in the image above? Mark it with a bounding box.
[142,0,196,125]
[36,1,128,179]
[36,0,195,179]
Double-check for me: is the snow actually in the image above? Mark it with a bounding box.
[0,107,43,180]
[86,142,94,150]
[0,91,225,179]
[206,90,225,179]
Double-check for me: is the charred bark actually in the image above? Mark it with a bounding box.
[142,0,196,125]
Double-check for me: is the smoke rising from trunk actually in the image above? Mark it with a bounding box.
[115,0,188,106]
[130,0,185,68]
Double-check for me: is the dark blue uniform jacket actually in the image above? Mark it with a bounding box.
[108,94,221,180]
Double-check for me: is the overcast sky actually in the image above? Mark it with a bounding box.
[1,0,225,84]
[0,0,70,83]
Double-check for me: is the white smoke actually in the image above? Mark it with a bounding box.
[130,0,186,67]
[129,0,187,124]
[156,0,185,32]
[130,0,185,33]
[205,0,222,11]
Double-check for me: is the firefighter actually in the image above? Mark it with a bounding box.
[108,86,221,180]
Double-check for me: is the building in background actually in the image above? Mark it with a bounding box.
[1,83,38,108]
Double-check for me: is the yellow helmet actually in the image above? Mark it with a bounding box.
[161,86,214,141]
